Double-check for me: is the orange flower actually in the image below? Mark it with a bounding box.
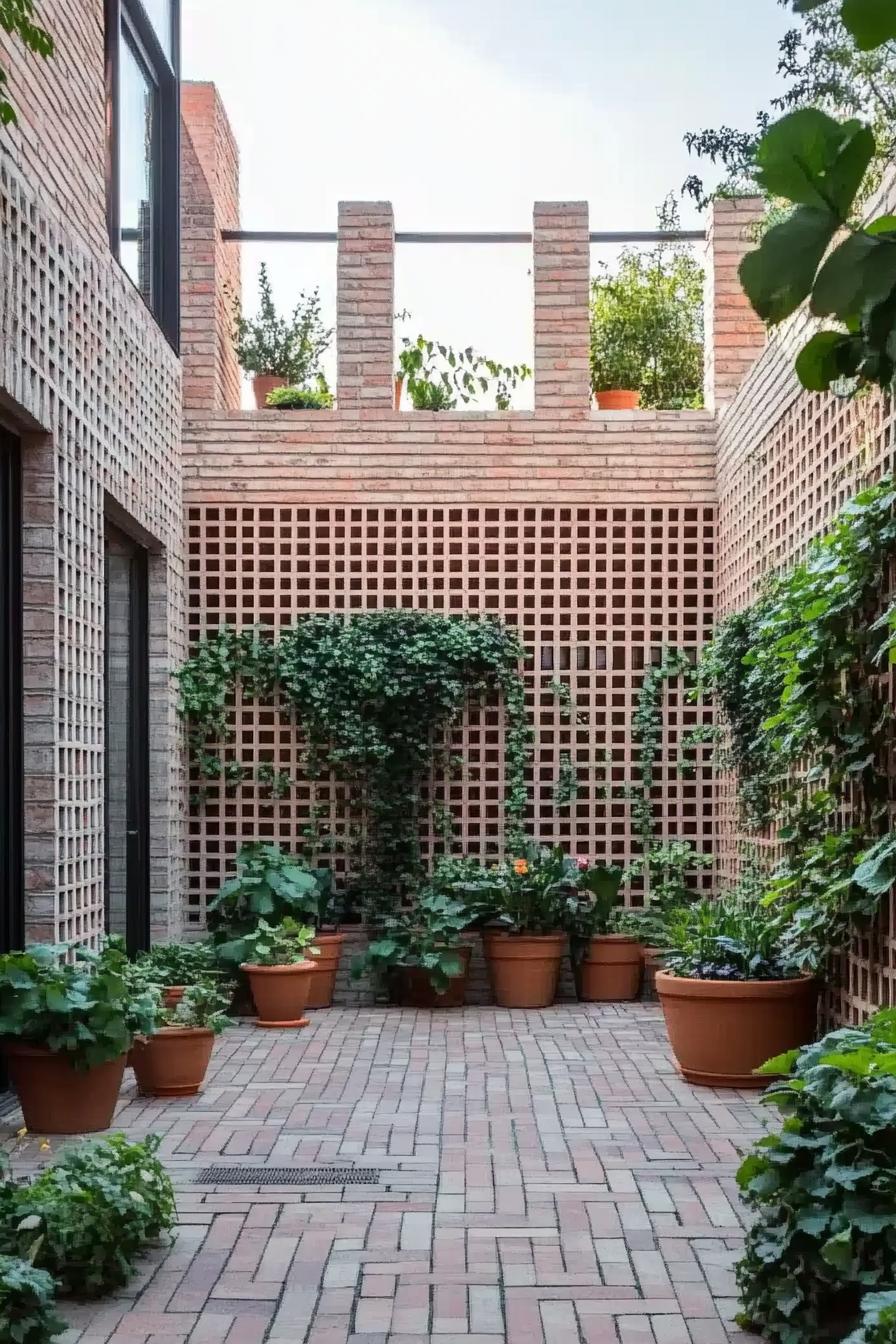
[513,859,529,876]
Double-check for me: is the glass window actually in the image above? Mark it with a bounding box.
[118,36,156,308]
[140,0,172,59]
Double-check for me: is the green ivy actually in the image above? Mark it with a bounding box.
[178,613,531,912]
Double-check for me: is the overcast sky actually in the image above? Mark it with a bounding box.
[182,0,790,404]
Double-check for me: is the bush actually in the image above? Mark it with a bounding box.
[0,1256,64,1344]
[0,1135,176,1298]
[265,382,333,410]
[736,1010,896,1343]
[134,940,217,988]
[233,263,332,382]
[661,893,798,980]
[0,942,157,1067]
[351,891,470,992]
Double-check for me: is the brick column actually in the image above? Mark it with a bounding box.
[336,202,395,410]
[704,196,767,413]
[180,81,242,411]
[532,202,591,415]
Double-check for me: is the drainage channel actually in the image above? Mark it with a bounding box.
[195,1165,383,1186]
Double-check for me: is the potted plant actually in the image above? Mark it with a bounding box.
[655,895,817,1087]
[567,862,640,1001]
[239,918,319,1028]
[623,840,713,982]
[232,263,333,408]
[351,892,473,1009]
[461,845,579,1009]
[265,379,333,411]
[395,335,531,411]
[589,198,704,411]
[306,878,345,1010]
[0,942,157,1133]
[208,842,327,977]
[130,978,231,1098]
[132,939,218,1007]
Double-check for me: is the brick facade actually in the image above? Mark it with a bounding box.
[0,5,185,944]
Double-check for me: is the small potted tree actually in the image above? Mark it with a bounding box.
[351,892,473,1008]
[0,942,157,1133]
[655,895,817,1087]
[567,862,641,1001]
[130,979,231,1098]
[238,918,319,1028]
[233,263,333,408]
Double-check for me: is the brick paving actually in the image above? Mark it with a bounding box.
[5,1004,768,1344]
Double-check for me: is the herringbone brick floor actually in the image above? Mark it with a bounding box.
[7,1005,768,1344]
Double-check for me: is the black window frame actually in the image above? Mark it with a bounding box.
[0,428,23,959]
[105,0,180,351]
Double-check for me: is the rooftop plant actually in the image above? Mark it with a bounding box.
[396,335,531,410]
[233,263,333,383]
[265,380,333,410]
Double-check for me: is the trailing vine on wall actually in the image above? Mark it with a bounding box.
[177,612,531,912]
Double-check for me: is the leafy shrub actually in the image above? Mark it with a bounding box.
[397,334,531,411]
[208,843,327,971]
[239,917,317,967]
[661,894,798,980]
[736,1011,896,1343]
[0,942,157,1067]
[0,1255,64,1344]
[134,940,217,988]
[452,843,581,935]
[265,381,333,410]
[0,1135,175,1298]
[232,264,332,381]
[845,1293,896,1344]
[351,891,471,993]
[163,979,232,1033]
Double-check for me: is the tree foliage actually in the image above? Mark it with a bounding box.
[233,263,333,383]
[0,1,53,126]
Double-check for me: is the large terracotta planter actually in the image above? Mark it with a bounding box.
[391,945,473,1009]
[307,933,346,1009]
[3,1042,126,1133]
[253,374,287,408]
[594,389,641,410]
[131,1027,215,1097]
[641,946,664,1001]
[656,971,817,1088]
[486,933,565,1009]
[575,935,642,1002]
[241,961,315,1028]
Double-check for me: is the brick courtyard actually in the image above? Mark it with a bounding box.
[9,1005,765,1344]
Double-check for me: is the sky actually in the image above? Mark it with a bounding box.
[182,0,792,405]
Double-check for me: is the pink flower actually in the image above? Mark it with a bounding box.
[575,856,590,870]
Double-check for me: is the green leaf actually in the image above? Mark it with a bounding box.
[753,110,873,217]
[821,1227,854,1271]
[842,0,896,49]
[812,232,896,323]
[740,207,840,324]
[756,1048,800,1076]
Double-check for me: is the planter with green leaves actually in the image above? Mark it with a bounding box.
[736,1010,896,1343]
[396,335,531,411]
[265,380,333,411]
[232,263,333,408]
[132,939,218,1008]
[351,892,473,1009]
[0,1135,175,1299]
[208,842,327,976]
[0,1257,64,1344]
[655,896,817,1088]
[567,863,638,1002]
[240,918,318,1028]
[131,979,232,1097]
[0,943,157,1133]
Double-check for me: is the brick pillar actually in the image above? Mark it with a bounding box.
[336,202,395,410]
[180,81,241,412]
[704,196,767,413]
[532,202,591,415]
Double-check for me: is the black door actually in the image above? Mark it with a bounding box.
[0,429,23,960]
[104,523,150,955]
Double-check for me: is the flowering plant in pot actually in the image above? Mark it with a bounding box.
[239,918,319,1028]
[458,845,580,1009]
[351,891,473,1008]
[655,894,817,1088]
[130,978,232,1098]
[232,263,333,408]
[566,863,637,1001]
[0,942,157,1133]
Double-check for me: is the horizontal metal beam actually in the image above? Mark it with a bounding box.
[220,228,706,245]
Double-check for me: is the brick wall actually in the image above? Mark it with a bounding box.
[0,3,185,943]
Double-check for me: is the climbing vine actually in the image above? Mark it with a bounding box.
[177,612,531,912]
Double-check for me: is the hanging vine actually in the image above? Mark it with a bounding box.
[177,612,531,912]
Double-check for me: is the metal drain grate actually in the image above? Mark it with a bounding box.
[195,1165,382,1186]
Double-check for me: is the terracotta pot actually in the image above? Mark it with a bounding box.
[241,960,315,1027]
[594,389,641,411]
[486,933,565,1009]
[253,374,287,409]
[394,375,403,410]
[162,985,185,1008]
[575,935,642,1002]
[306,933,346,1009]
[3,1042,126,1133]
[656,971,818,1088]
[392,945,473,1009]
[131,1026,215,1097]
[641,946,664,1002]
